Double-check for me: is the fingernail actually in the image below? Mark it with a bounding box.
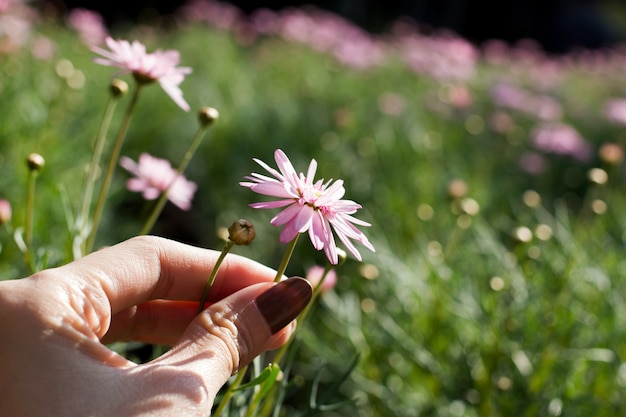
[255,277,313,334]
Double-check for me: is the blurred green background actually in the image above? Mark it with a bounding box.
[3,1,626,416]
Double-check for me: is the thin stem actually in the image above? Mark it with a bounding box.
[196,240,235,315]
[243,385,265,417]
[243,235,309,417]
[273,234,300,282]
[139,123,211,236]
[267,265,330,367]
[86,84,142,253]
[212,365,247,417]
[23,169,37,273]
[76,96,119,256]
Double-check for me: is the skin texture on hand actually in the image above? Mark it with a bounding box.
[0,235,309,416]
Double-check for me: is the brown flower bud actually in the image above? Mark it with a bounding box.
[26,153,45,171]
[228,219,256,245]
[198,106,219,127]
[110,79,129,98]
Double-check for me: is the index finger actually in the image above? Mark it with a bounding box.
[59,235,278,315]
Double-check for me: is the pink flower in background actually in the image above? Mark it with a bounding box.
[120,153,197,211]
[241,149,375,265]
[604,99,626,125]
[0,199,11,224]
[519,151,548,175]
[531,122,592,162]
[92,37,192,111]
[306,265,337,292]
[491,82,562,121]
[67,8,108,46]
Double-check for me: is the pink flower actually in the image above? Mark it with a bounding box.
[92,37,192,111]
[306,265,337,293]
[67,8,108,46]
[531,122,592,162]
[0,199,11,224]
[604,99,626,125]
[240,149,375,265]
[119,153,197,211]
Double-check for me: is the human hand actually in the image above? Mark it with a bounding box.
[0,235,312,416]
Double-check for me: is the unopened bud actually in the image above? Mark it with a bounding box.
[26,153,45,171]
[228,219,255,245]
[198,107,219,127]
[0,199,11,224]
[110,79,128,97]
[336,248,347,266]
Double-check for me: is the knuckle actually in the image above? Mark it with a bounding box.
[197,304,242,374]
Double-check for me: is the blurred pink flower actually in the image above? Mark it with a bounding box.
[491,82,562,121]
[398,30,478,81]
[240,149,375,264]
[67,8,108,46]
[30,36,54,60]
[531,122,592,162]
[92,37,192,111]
[0,199,11,224]
[604,99,626,125]
[306,265,337,292]
[519,151,548,175]
[120,153,197,211]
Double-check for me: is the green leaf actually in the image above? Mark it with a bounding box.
[234,363,281,392]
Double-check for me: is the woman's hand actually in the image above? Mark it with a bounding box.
[0,235,312,416]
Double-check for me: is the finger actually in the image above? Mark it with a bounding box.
[102,300,198,345]
[57,235,278,316]
[152,278,312,402]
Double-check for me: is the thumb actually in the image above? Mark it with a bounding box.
[152,277,312,405]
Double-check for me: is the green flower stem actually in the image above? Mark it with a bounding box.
[212,365,247,417]
[23,169,38,273]
[240,235,309,417]
[86,84,142,253]
[76,96,118,256]
[243,383,265,417]
[196,240,235,315]
[268,263,331,370]
[139,123,211,236]
[273,234,300,282]
[213,235,301,416]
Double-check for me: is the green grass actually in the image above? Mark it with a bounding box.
[3,10,626,416]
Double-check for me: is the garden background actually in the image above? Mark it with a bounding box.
[3,0,626,415]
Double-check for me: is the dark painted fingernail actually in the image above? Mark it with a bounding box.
[255,277,313,334]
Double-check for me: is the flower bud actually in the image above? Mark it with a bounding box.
[228,219,256,245]
[336,248,347,266]
[198,106,219,127]
[110,79,128,97]
[0,199,11,225]
[26,153,45,171]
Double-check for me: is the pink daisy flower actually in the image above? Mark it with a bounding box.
[92,37,192,111]
[119,153,197,211]
[240,149,375,264]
